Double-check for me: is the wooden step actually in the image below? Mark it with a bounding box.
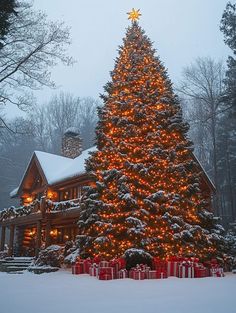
[0,257,33,272]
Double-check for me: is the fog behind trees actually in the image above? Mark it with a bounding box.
[0,94,99,209]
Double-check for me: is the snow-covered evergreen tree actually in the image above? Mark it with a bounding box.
[225,221,236,257]
[77,16,225,260]
[220,2,236,113]
[219,2,236,222]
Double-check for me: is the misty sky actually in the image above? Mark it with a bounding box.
[7,0,230,118]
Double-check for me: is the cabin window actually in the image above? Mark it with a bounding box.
[63,190,70,200]
[58,185,85,201]
[72,187,77,199]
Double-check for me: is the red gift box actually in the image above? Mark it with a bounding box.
[109,258,126,278]
[99,261,110,268]
[99,267,115,280]
[147,270,167,279]
[156,269,168,279]
[129,269,146,280]
[133,271,146,280]
[167,261,179,277]
[152,258,167,271]
[189,257,199,264]
[147,270,157,279]
[92,255,101,264]
[83,258,92,274]
[147,269,167,279]
[210,267,224,277]
[117,257,126,269]
[72,262,84,275]
[110,257,126,269]
[89,263,99,277]
[118,269,128,279]
[178,262,194,278]
[99,274,113,280]
[194,267,208,278]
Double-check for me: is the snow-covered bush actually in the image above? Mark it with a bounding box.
[33,245,64,268]
[124,248,153,270]
[64,241,79,265]
[224,221,236,270]
[0,250,8,260]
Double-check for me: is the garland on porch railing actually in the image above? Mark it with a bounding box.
[0,199,40,221]
[0,198,82,221]
[46,198,81,212]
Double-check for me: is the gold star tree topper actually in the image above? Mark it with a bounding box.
[127,8,141,22]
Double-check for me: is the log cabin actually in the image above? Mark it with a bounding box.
[0,128,215,257]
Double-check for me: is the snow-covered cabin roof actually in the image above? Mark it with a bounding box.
[34,151,73,184]
[10,146,96,197]
[49,146,96,185]
[191,153,215,191]
[10,187,19,198]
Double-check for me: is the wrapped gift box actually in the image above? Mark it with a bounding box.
[189,257,199,264]
[92,255,101,264]
[89,263,99,277]
[146,269,167,279]
[210,267,224,277]
[83,258,92,274]
[109,259,119,274]
[72,262,84,275]
[99,267,115,280]
[109,258,126,270]
[147,270,167,279]
[99,261,110,268]
[178,263,194,278]
[167,260,179,277]
[152,258,167,271]
[99,274,113,280]
[156,269,168,279]
[147,270,158,279]
[129,269,146,280]
[194,267,208,278]
[109,258,126,277]
[118,269,128,279]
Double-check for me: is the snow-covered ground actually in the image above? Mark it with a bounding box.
[0,270,235,313]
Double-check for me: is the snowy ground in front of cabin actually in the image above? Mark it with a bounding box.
[0,270,235,313]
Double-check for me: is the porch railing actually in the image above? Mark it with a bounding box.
[0,199,40,222]
[46,198,81,213]
[0,197,81,222]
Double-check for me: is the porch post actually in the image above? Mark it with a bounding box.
[0,226,6,251]
[8,225,15,256]
[45,220,51,247]
[36,221,42,257]
[40,196,47,217]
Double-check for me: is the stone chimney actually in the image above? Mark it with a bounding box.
[61,127,82,159]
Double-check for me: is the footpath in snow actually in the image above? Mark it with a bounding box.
[0,270,235,313]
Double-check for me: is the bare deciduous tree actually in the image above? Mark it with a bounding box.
[78,97,100,149]
[0,1,74,131]
[178,57,225,215]
[0,117,37,209]
[30,93,100,153]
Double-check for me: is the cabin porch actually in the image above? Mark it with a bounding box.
[0,197,81,257]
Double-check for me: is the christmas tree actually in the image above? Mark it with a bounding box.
[77,9,225,261]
